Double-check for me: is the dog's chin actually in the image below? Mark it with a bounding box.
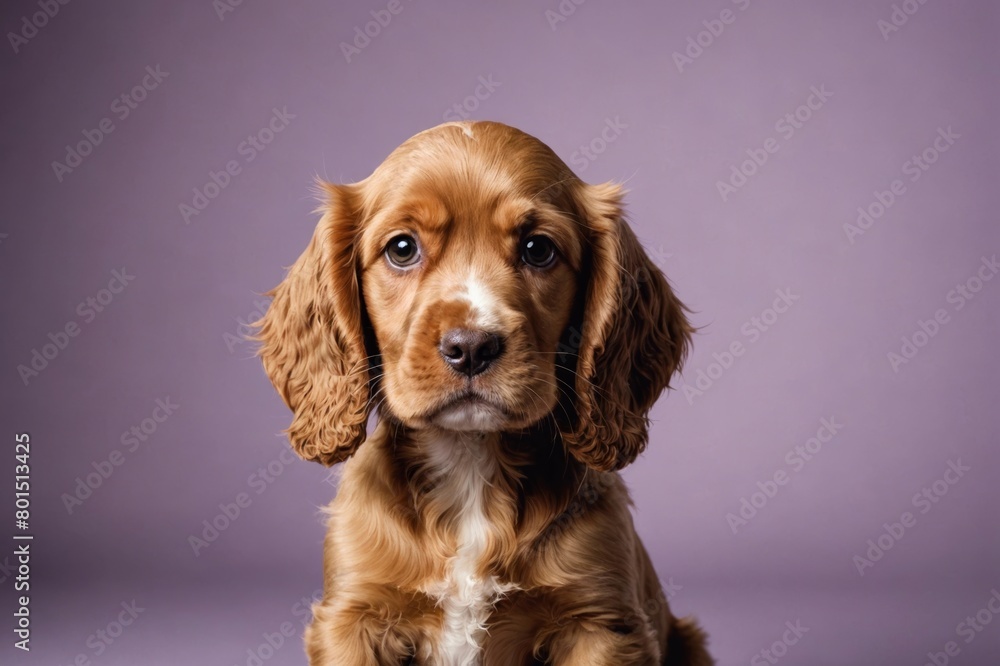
[387,381,558,433]
[430,397,507,432]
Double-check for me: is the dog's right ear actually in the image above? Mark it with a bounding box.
[253,182,372,465]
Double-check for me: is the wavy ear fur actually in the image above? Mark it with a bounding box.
[562,182,692,472]
[253,183,372,465]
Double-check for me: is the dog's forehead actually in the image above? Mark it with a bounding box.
[376,122,572,202]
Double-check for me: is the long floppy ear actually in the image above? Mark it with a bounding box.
[561,182,693,472]
[253,182,372,465]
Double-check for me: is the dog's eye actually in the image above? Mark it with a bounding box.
[521,235,556,268]
[385,235,420,268]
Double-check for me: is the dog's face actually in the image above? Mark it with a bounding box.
[356,129,583,432]
[256,121,691,471]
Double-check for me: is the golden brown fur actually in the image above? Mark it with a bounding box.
[255,121,712,665]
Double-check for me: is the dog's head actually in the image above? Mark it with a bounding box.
[255,121,691,472]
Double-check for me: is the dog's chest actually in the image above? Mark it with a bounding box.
[420,435,515,666]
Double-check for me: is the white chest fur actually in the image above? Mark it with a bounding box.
[420,432,515,666]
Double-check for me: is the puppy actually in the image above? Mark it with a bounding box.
[256,121,712,665]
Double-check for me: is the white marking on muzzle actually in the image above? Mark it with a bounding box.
[457,276,500,330]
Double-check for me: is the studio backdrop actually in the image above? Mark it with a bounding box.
[1,0,997,664]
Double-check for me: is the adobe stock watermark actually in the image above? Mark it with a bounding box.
[57,600,145,665]
[612,578,686,639]
[17,268,135,386]
[844,126,960,244]
[680,288,800,405]
[232,586,324,666]
[51,65,170,182]
[852,458,970,576]
[187,437,300,556]
[647,243,674,271]
[178,106,295,225]
[877,0,935,41]
[0,555,16,585]
[533,472,620,555]
[726,417,844,534]
[7,0,73,54]
[750,620,809,665]
[442,75,501,122]
[340,0,415,63]
[213,0,247,21]
[61,398,179,515]
[887,254,997,373]
[569,117,629,173]
[323,460,347,490]
[716,85,833,202]
[920,588,1000,666]
[671,0,756,74]
[553,260,675,366]
[544,0,590,31]
[223,298,269,354]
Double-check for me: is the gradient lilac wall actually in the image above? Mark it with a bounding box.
[2,0,998,664]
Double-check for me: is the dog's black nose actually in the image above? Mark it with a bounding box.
[439,329,504,377]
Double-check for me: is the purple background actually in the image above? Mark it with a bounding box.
[2,0,998,664]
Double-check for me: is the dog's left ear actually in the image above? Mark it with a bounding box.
[561,182,693,472]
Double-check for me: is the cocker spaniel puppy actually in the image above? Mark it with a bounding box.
[256,121,712,665]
